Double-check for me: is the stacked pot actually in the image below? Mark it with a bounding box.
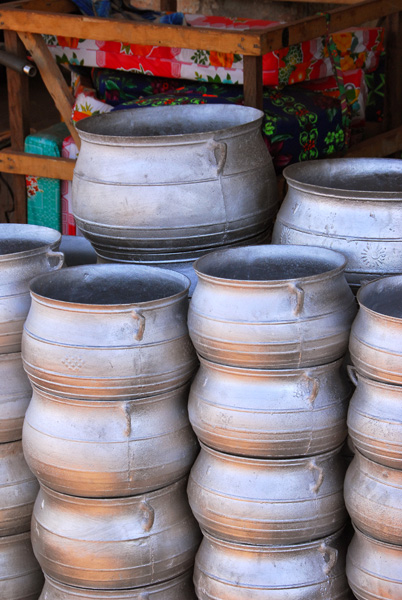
[345,275,402,599]
[0,224,64,600]
[186,244,357,599]
[71,104,278,295]
[21,263,202,598]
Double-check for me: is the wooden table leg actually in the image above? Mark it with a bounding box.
[384,11,402,132]
[243,55,263,111]
[3,30,30,223]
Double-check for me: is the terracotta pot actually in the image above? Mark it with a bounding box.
[0,352,32,443]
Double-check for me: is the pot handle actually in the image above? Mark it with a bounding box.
[140,500,155,532]
[309,459,324,494]
[305,372,320,406]
[210,140,227,176]
[46,250,64,271]
[319,543,338,575]
[347,364,359,386]
[132,309,145,342]
[121,402,132,437]
[289,283,304,316]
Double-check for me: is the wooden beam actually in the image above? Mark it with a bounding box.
[0,8,265,55]
[17,31,81,149]
[243,55,263,110]
[258,0,402,54]
[346,125,402,156]
[0,150,76,180]
[3,29,30,223]
[1,0,75,12]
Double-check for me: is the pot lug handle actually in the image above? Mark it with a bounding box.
[210,140,227,176]
[289,282,304,316]
[46,250,64,271]
[319,543,338,575]
[309,459,324,494]
[305,372,320,406]
[121,402,132,437]
[132,309,145,342]
[140,499,155,532]
[347,364,359,386]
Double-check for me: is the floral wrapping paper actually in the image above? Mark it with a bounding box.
[43,14,384,88]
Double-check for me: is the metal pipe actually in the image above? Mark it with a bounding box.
[0,49,37,77]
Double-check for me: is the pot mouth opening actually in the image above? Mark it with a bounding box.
[0,224,61,257]
[358,275,402,319]
[194,245,346,283]
[284,158,402,195]
[0,238,50,256]
[76,104,263,140]
[30,264,189,305]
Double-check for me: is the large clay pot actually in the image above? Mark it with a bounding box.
[188,245,356,368]
[272,158,402,292]
[31,479,201,589]
[188,443,347,545]
[195,529,351,599]
[0,532,44,600]
[347,367,402,469]
[23,383,198,497]
[344,450,402,545]
[0,352,32,443]
[39,571,197,599]
[0,223,63,353]
[347,527,402,600]
[189,356,351,457]
[72,104,278,258]
[22,264,197,399]
[349,275,402,384]
[0,440,39,536]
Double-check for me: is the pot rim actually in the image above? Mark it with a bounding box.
[348,367,402,392]
[198,440,342,466]
[352,523,402,551]
[356,274,402,322]
[200,526,344,554]
[0,530,32,546]
[0,224,61,261]
[193,244,347,287]
[197,354,344,376]
[283,158,402,200]
[29,264,190,309]
[75,104,265,146]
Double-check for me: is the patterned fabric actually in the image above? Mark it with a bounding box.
[365,52,385,122]
[43,14,384,87]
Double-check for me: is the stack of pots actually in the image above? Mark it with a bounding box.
[0,224,64,599]
[21,263,202,598]
[186,244,357,599]
[71,104,279,295]
[272,158,402,294]
[345,275,402,599]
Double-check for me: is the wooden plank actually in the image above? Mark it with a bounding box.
[2,0,75,12]
[384,11,402,130]
[243,55,263,110]
[3,29,30,223]
[258,0,402,54]
[17,31,81,149]
[0,150,76,180]
[0,8,265,55]
[346,125,402,156]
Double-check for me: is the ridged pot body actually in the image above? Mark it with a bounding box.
[347,527,402,600]
[22,264,197,399]
[39,571,196,599]
[31,479,201,589]
[189,357,351,457]
[72,105,278,258]
[349,275,402,384]
[23,384,198,496]
[0,353,32,443]
[272,158,402,292]
[188,444,347,545]
[0,440,39,536]
[194,529,351,600]
[344,450,402,545]
[0,224,63,353]
[188,245,356,368]
[347,369,402,468]
[0,532,44,600]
